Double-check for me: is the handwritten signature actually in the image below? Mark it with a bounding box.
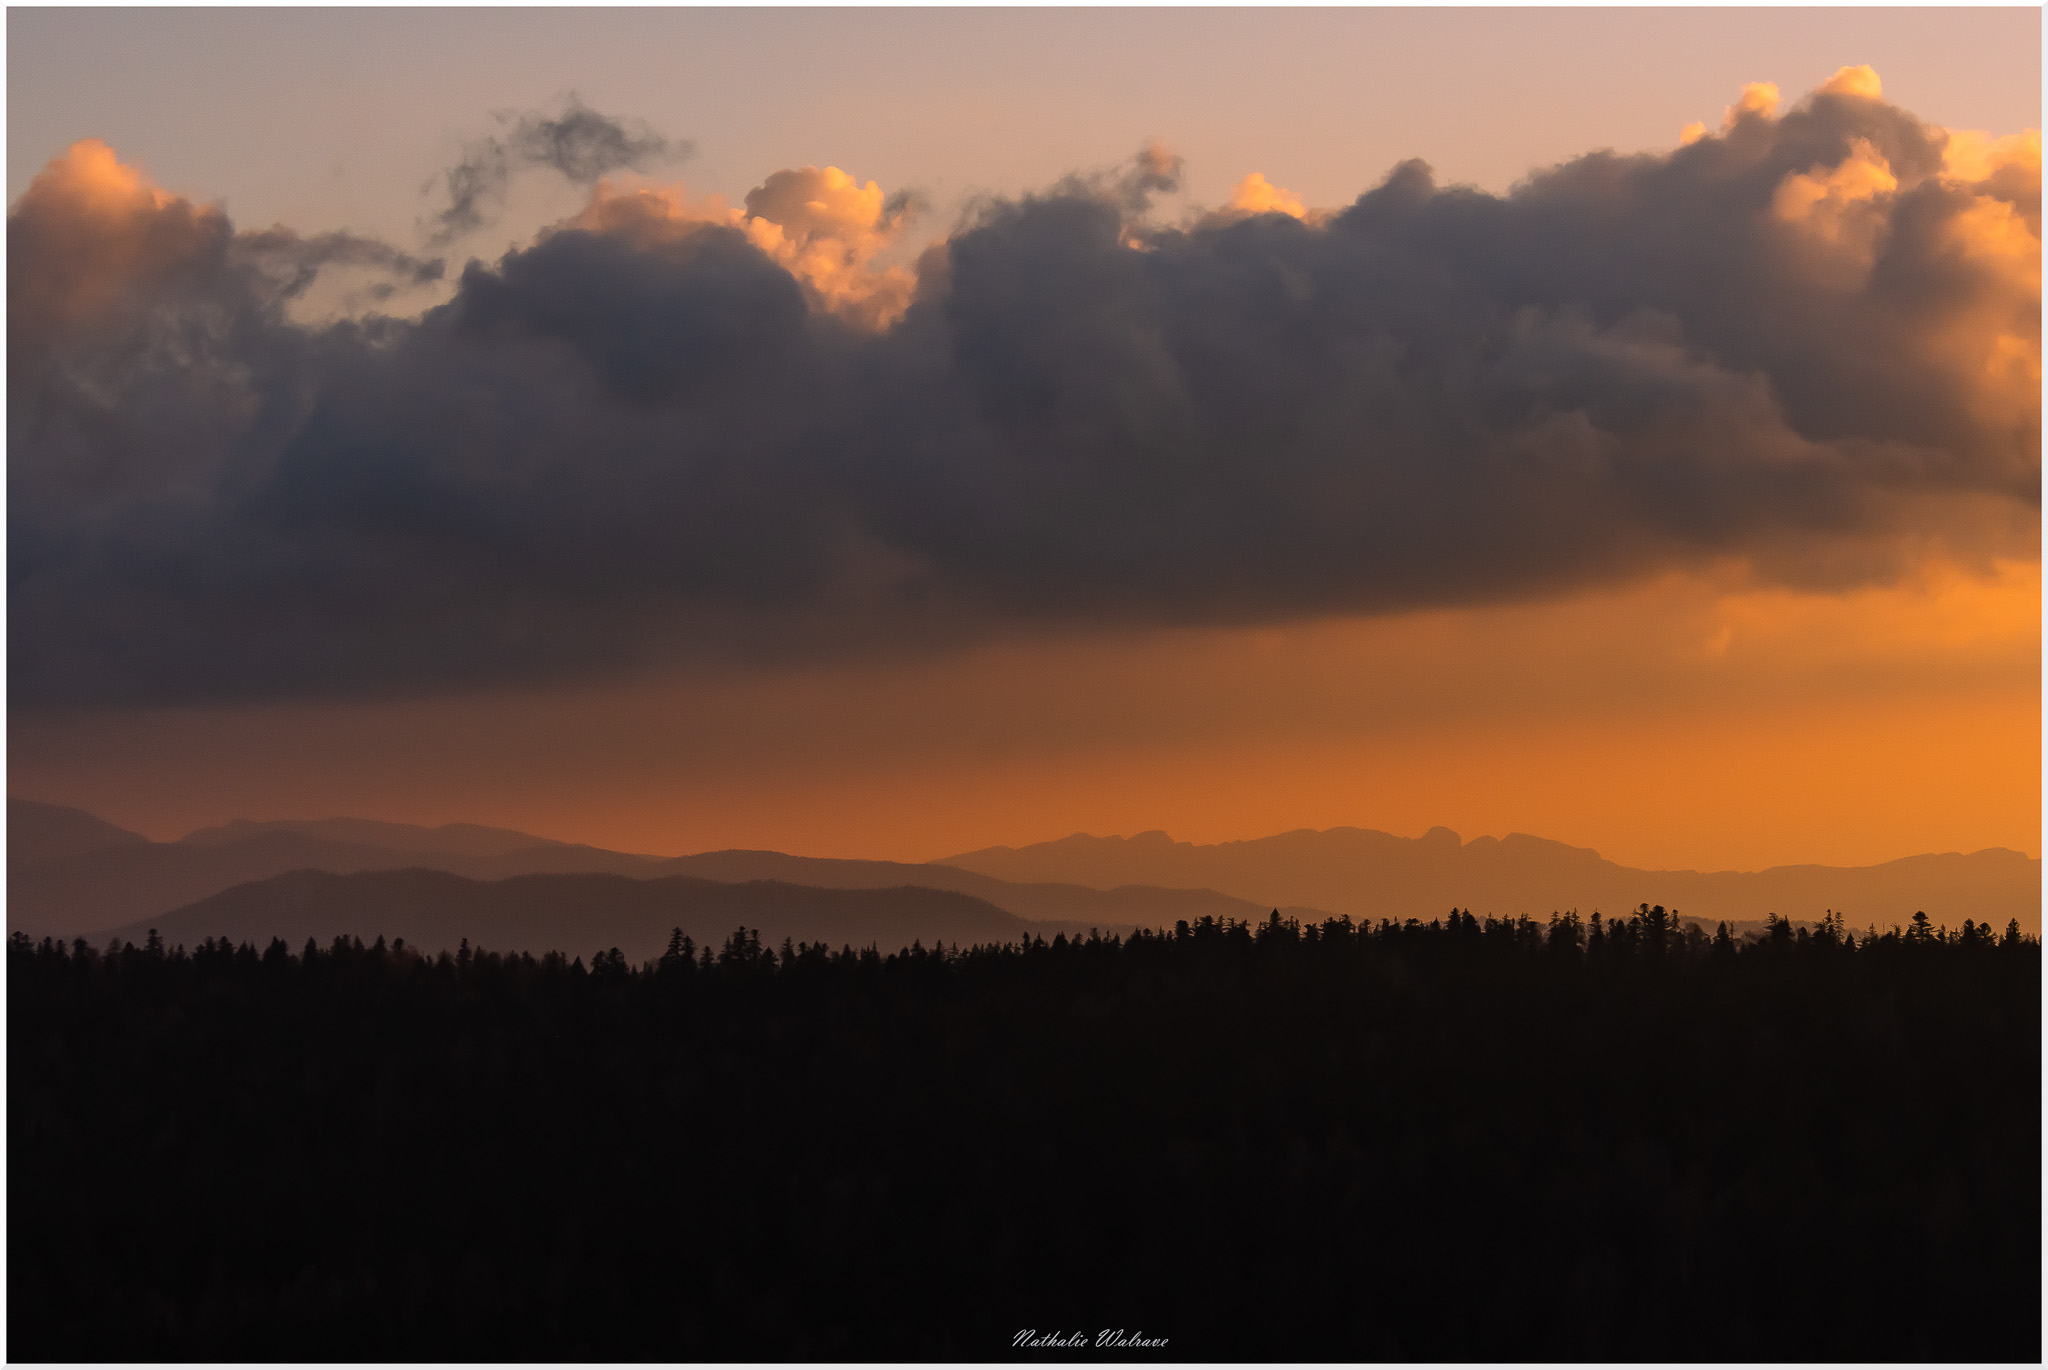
[1014,1329,1169,1350]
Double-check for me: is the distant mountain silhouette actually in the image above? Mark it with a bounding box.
[177,816,582,859]
[941,826,2044,934]
[10,829,669,939]
[20,800,2035,945]
[8,801,1270,943]
[9,799,149,866]
[95,868,1087,963]
[657,849,1287,928]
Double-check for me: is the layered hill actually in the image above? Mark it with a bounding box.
[19,800,2036,950]
[97,869,1078,965]
[10,806,664,939]
[942,827,2044,934]
[657,849,1287,930]
[8,801,1267,944]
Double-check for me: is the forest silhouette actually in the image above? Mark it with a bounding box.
[10,904,2039,1360]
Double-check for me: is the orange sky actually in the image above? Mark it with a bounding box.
[13,558,2036,869]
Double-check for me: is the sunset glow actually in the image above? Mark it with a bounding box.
[13,557,2036,871]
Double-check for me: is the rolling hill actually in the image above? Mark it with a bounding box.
[10,820,665,939]
[96,868,1085,964]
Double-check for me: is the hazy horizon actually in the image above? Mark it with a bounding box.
[13,791,2038,949]
[13,793,2036,872]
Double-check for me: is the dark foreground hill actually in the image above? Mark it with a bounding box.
[101,868,1111,964]
[11,910,2037,1360]
[945,826,2044,933]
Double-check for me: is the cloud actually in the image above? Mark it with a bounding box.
[1223,172,1307,220]
[7,139,228,357]
[9,75,2040,706]
[1119,138,1185,210]
[7,140,441,520]
[425,96,687,245]
[1819,64,1882,100]
[563,164,921,330]
[1729,81,1782,125]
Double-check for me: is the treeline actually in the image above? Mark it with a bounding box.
[10,904,2040,1360]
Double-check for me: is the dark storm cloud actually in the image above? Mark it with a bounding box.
[8,79,2039,706]
[426,96,687,245]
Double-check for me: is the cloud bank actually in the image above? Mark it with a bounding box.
[10,76,2038,706]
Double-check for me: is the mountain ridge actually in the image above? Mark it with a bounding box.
[14,799,2037,943]
[9,799,151,867]
[176,816,586,859]
[940,826,2042,933]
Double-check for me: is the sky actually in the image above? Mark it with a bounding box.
[7,8,2040,870]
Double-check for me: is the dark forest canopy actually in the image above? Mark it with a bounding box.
[11,905,2040,1361]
